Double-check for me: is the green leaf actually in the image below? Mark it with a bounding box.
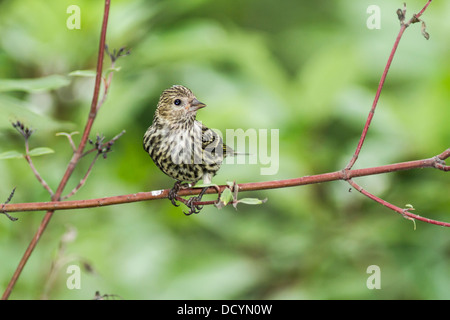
[68,70,97,77]
[0,94,74,132]
[215,188,233,209]
[0,75,70,92]
[28,147,54,157]
[237,198,268,205]
[0,150,24,159]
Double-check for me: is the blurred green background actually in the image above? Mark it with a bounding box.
[0,0,449,299]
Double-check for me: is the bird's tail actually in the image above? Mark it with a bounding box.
[224,145,250,157]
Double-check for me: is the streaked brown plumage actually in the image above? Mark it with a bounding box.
[143,85,235,213]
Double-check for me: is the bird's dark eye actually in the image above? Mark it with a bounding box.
[174,99,181,106]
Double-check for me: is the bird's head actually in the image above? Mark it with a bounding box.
[155,85,206,124]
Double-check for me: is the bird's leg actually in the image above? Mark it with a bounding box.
[168,181,192,207]
[183,186,209,215]
[168,181,181,207]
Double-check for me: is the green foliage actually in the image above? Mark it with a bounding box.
[0,150,23,159]
[0,75,70,93]
[27,147,55,157]
[215,188,233,209]
[0,95,72,131]
[68,70,97,77]
[0,0,449,300]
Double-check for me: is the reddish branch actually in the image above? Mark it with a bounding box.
[2,148,449,225]
[1,0,111,300]
[340,0,441,228]
[346,0,432,170]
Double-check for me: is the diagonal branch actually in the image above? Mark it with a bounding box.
[1,188,18,221]
[62,130,125,200]
[12,121,54,196]
[346,179,448,227]
[61,152,100,200]
[345,0,432,170]
[24,154,54,197]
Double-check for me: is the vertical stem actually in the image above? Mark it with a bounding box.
[1,0,111,300]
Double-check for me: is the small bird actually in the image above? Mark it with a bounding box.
[143,85,236,214]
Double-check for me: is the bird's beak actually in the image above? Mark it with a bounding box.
[188,98,206,112]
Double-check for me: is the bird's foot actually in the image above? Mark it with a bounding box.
[183,186,209,215]
[168,181,191,207]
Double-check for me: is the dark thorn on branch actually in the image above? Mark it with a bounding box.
[12,121,34,140]
[93,290,123,300]
[5,187,16,204]
[105,44,131,63]
[82,130,125,158]
[421,21,430,40]
[104,130,126,152]
[397,9,405,24]
[1,187,18,221]
[397,3,407,25]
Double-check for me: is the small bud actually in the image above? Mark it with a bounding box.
[396,8,405,24]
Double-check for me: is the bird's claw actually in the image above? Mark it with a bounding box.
[183,196,204,215]
[168,181,181,207]
[168,189,180,207]
[168,181,193,207]
[168,181,186,207]
[183,186,209,216]
[169,182,208,215]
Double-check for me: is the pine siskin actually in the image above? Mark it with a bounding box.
[143,85,236,214]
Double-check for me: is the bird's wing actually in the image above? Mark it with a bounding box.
[201,124,235,157]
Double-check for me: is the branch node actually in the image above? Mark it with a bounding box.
[400,4,431,40]
[410,14,421,24]
[341,168,351,181]
[402,206,417,230]
[56,132,79,152]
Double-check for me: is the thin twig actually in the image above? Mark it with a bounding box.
[62,153,101,200]
[1,188,18,221]
[61,130,126,200]
[347,179,446,227]
[97,63,113,113]
[96,46,129,113]
[56,132,79,152]
[81,130,126,158]
[12,121,55,196]
[24,155,54,197]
